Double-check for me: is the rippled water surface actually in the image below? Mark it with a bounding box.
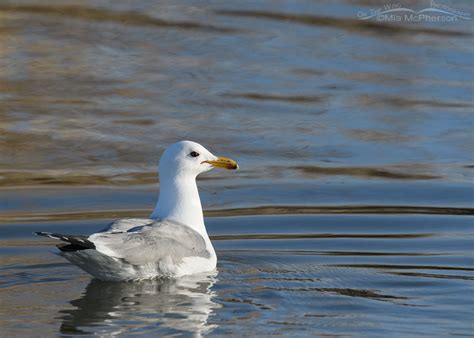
[0,0,473,336]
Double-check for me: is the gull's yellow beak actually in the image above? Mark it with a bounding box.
[203,156,239,170]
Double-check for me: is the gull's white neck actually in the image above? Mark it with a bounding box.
[151,171,207,236]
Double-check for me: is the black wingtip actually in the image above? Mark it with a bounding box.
[34,231,50,236]
[33,231,96,251]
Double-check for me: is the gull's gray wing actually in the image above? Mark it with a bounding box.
[89,220,210,265]
[101,218,155,233]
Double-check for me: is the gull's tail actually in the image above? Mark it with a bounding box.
[34,231,132,280]
[34,231,96,251]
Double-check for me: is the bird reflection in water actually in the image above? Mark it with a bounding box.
[58,273,220,336]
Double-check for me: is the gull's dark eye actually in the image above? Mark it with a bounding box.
[190,151,200,158]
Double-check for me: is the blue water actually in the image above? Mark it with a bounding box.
[0,0,473,336]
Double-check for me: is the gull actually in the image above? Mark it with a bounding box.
[34,141,238,281]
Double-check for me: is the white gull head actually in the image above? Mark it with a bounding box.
[151,140,238,235]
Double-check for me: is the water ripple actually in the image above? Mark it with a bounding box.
[1,205,472,223]
[216,9,471,38]
[0,4,238,33]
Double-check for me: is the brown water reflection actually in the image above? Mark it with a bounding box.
[216,9,471,37]
[1,205,472,223]
[293,165,439,179]
[0,4,237,33]
[223,92,329,103]
[355,94,473,110]
[0,164,441,188]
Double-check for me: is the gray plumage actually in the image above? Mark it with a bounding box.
[90,219,211,265]
[37,219,213,281]
[100,218,155,233]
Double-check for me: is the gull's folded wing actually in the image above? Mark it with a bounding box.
[89,220,210,265]
[100,218,155,233]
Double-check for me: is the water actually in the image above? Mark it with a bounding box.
[0,0,473,336]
